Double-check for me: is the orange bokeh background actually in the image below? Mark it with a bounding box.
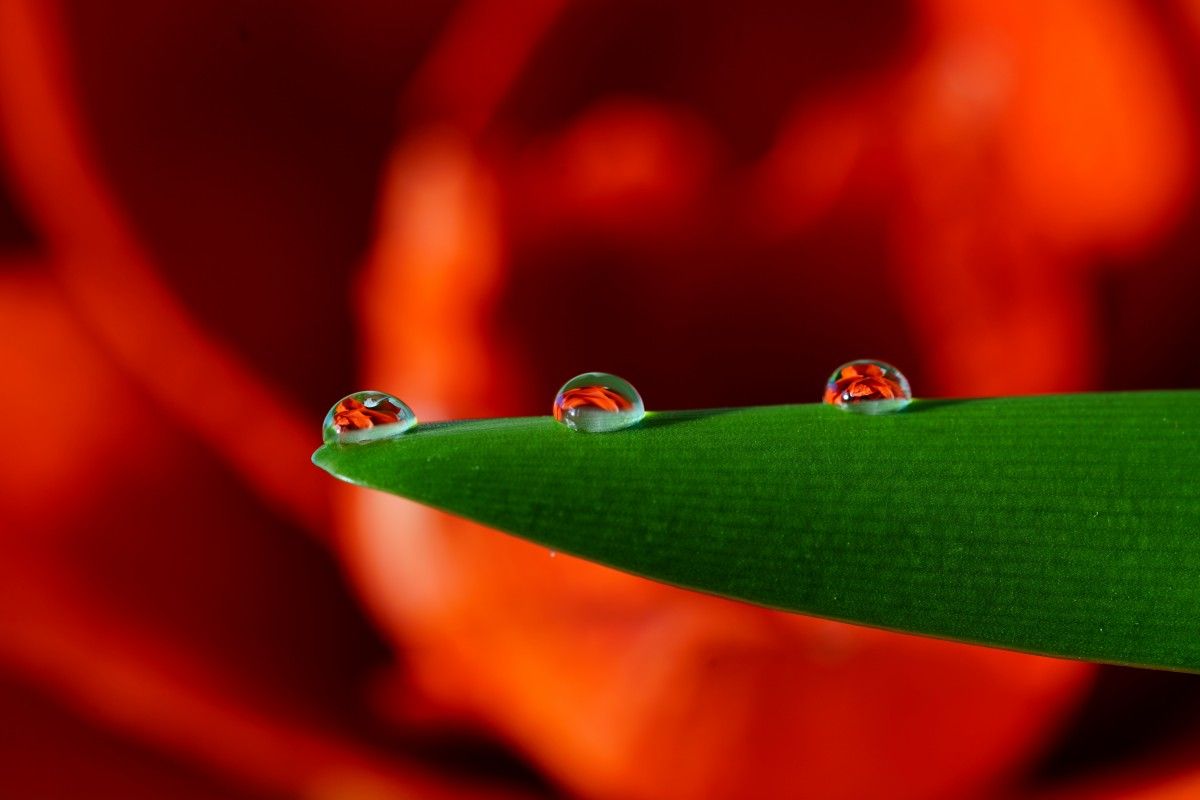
[3,1,1200,798]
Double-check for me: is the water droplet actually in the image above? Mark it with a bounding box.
[553,372,645,433]
[823,360,912,414]
[323,391,417,444]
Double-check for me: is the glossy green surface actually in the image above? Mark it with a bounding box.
[314,392,1200,672]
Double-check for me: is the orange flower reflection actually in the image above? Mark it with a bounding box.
[553,387,634,418]
[822,361,908,405]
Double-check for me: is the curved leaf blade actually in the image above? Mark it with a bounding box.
[313,392,1200,671]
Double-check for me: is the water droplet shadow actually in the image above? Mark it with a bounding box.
[634,408,739,430]
[409,417,544,435]
[902,399,972,414]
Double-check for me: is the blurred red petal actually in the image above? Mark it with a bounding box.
[341,128,1093,800]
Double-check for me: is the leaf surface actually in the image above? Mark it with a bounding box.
[314,392,1200,671]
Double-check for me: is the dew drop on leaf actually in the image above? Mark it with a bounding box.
[323,391,417,444]
[823,360,912,414]
[553,372,645,433]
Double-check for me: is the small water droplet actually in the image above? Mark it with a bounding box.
[323,391,417,444]
[553,372,645,433]
[823,360,912,414]
[548,550,558,558]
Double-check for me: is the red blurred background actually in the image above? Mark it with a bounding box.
[3,1,1200,797]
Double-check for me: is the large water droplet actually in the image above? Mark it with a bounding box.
[553,372,645,433]
[823,360,912,414]
[323,391,417,444]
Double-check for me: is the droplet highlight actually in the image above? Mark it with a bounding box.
[553,372,645,433]
[823,360,912,414]
[323,391,417,444]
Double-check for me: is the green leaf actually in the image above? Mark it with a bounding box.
[313,391,1200,672]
